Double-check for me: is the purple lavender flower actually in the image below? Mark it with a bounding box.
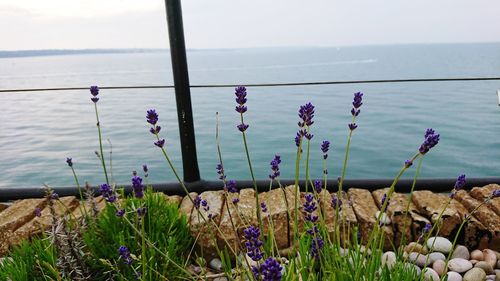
[294,131,302,147]
[143,164,148,177]
[331,194,342,211]
[380,193,390,212]
[34,207,42,217]
[201,199,209,212]
[137,206,147,217]
[235,86,247,108]
[216,163,226,181]
[298,102,315,127]
[146,109,159,125]
[492,189,500,198]
[51,193,59,200]
[419,128,440,154]
[154,139,165,148]
[404,159,413,168]
[243,225,263,261]
[227,180,238,193]
[100,183,116,203]
[418,223,433,242]
[232,197,240,204]
[348,123,358,131]
[454,174,466,189]
[237,123,249,132]
[260,257,283,281]
[321,140,330,159]
[313,179,322,194]
[90,86,99,103]
[66,157,73,167]
[303,193,318,223]
[194,195,202,209]
[118,246,133,265]
[304,132,314,140]
[131,175,144,199]
[116,209,125,217]
[261,202,268,213]
[310,235,324,260]
[269,155,281,180]
[351,92,363,117]
[149,126,161,135]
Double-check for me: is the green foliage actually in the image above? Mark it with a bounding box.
[83,189,192,280]
[0,237,59,281]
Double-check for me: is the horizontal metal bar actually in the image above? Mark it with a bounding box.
[1,177,499,201]
[1,77,500,93]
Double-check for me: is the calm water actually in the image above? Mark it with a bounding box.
[1,43,499,188]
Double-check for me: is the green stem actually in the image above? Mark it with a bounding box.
[70,167,83,200]
[304,128,311,193]
[94,103,109,185]
[293,137,303,243]
[239,113,263,230]
[338,116,356,194]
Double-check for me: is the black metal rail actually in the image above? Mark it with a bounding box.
[1,177,499,201]
[1,77,500,93]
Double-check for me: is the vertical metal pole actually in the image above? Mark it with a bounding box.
[164,0,200,182]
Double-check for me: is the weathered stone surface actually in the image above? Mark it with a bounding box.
[179,192,198,223]
[470,184,500,216]
[259,187,290,249]
[0,203,8,213]
[454,190,500,251]
[412,190,461,237]
[0,198,47,254]
[165,194,183,206]
[319,189,357,244]
[14,196,79,237]
[348,188,394,251]
[475,261,494,275]
[435,193,491,250]
[0,198,47,233]
[218,193,242,251]
[190,190,225,251]
[373,188,413,247]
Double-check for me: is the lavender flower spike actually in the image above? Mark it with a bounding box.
[419,128,440,154]
[66,157,73,167]
[146,109,159,125]
[118,246,133,265]
[260,257,283,281]
[313,179,322,193]
[331,194,342,211]
[454,174,466,189]
[298,102,315,127]
[227,180,238,193]
[261,202,268,213]
[131,175,144,198]
[303,193,318,223]
[243,225,263,261]
[100,183,116,203]
[34,207,42,217]
[380,193,390,212]
[321,140,330,159]
[492,189,500,198]
[193,195,202,209]
[90,85,99,103]
[154,139,165,148]
[269,155,281,180]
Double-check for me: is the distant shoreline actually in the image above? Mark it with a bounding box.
[1,42,499,59]
[0,48,168,59]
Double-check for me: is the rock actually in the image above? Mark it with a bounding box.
[485,274,495,280]
[446,271,463,281]
[375,211,391,225]
[405,242,428,255]
[472,249,485,261]
[452,245,470,260]
[476,261,494,274]
[433,259,446,276]
[213,277,228,281]
[403,263,421,275]
[209,258,223,271]
[409,252,431,267]
[463,267,486,281]
[484,249,498,269]
[496,271,500,281]
[429,252,446,264]
[471,259,479,265]
[423,268,440,281]
[427,237,453,254]
[382,251,396,270]
[448,258,473,273]
[497,259,500,269]
[412,191,461,236]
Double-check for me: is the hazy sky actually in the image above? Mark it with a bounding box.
[1,0,499,50]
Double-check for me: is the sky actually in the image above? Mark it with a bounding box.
[1,0,499,51]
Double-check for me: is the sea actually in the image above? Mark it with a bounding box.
[0,43,499,189]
